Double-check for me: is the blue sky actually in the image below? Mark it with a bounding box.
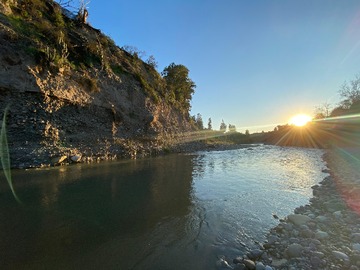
[80,0,360,132]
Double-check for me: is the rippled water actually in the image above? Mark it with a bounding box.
[0,145,327,269]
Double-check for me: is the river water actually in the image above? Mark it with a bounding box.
[0,145,327,269]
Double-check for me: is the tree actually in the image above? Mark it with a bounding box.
[146,55,158,69]
[162,63,196,111]
[228,124,236,132]
[339,74,360,109]
[122,45,146,59]
[245,129,250,136]
[207,118,212,130]
[220,120,227,132]
[314,102,332,119]
[195,113,204,130]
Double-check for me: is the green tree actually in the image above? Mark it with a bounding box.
[162,63,196,111]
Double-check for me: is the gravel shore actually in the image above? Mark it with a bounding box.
[217,148,360,270]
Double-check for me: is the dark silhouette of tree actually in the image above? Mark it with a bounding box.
[314,102,332,119]
[195,113,204,130]
[339,75,360,109]
[207,118,212,130]
[228,124,236,132]
[220,120,227,132]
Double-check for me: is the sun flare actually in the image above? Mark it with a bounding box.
[289,114,312,127]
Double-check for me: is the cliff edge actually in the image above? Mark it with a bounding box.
[0,0,195,168]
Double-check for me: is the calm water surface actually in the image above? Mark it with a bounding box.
[0,145,327,269]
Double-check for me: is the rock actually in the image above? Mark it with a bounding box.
[288,214,311,226]
[264,266,273,270]
[243,259,256,270]
[248,249,263,260]
[51,155,67,164]
[352,233,360,242]
[324,201,345,212]
[271,258,287,267]
[314,230,329,241]
[267,235,279,244]
[310,256,323,268]
[332,250,350,262]
[353,243,360,252]
[333,211,342,219]
[285,243,303,258]
[216,258,232,269]
[315,215,327,223]
[71,155,82,162]
[255,262,265,270]
[233,257,242,264]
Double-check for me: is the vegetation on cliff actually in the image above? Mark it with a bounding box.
[0,0,203,167]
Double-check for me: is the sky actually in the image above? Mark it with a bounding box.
[72,0,360,132]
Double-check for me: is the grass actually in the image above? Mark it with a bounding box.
[0,106,21,203]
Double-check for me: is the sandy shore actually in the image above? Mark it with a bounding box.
[218,148,360,270]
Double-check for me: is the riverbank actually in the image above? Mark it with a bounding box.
[220,148,360,270]
[9,138,253,169]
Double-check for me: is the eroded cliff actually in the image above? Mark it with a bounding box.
[0,0,195,168]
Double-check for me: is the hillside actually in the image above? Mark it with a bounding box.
[0,0,195,168]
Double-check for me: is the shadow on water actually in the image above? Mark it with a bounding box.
[0,146,327,270]
[0,154,195,270]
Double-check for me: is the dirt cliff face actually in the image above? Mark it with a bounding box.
[0,0,194,168]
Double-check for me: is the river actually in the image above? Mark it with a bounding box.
[0,145,328,269]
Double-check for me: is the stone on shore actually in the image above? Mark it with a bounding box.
[243,259,256,270]
[71,155,82,162]
[332,250,349,262]
[51,155,67,164]
[287,214,311,226]
[285,243,303,258]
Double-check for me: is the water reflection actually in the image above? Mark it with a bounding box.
[0,155,195,269]
[0,146,327,270]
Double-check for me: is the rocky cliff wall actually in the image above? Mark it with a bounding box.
[0,1,194,168]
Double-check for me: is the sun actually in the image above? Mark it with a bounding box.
[289,114,312,127]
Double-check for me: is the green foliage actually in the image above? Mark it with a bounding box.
[135,73,160,104]
[0,106,21,203]
[111,64,126,76]
[162,63,196,111]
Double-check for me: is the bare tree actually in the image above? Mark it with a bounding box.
[314,102,332,119]
[339,74,360,109]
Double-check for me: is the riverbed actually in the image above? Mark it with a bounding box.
[0,145,327,269]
